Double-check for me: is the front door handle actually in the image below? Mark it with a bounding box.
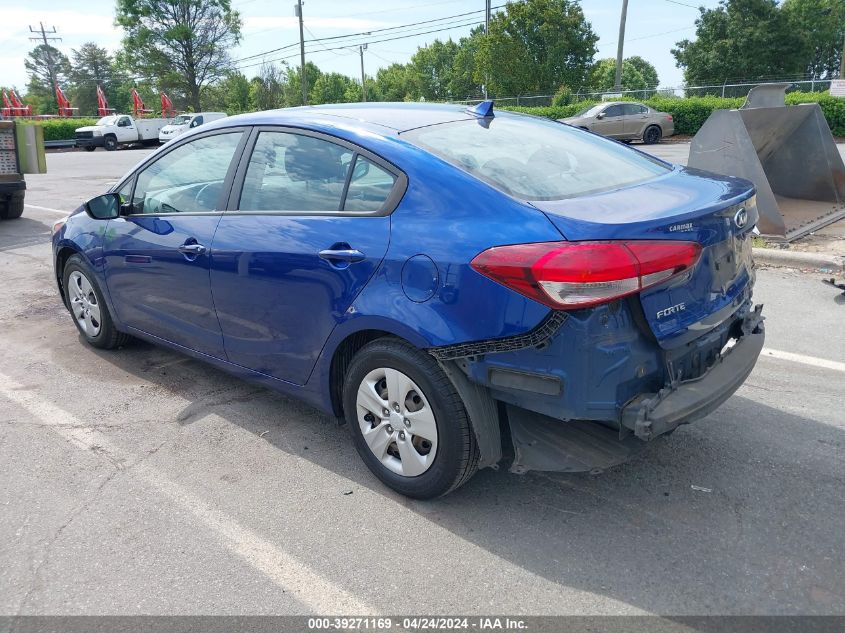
[178,242,208,260]
[319,248,366,264]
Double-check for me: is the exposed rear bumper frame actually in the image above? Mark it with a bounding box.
[621,304,765,441]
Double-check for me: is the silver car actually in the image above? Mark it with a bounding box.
[560,102,674,144]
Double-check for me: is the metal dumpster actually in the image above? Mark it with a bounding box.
[688,83,845,241]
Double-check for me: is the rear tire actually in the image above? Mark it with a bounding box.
[342,338,478,499]
[104,135,118,151]
[643,125,662,144]
[63,255,129,349]
[0,194,23,220]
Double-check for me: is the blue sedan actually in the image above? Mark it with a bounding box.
[52,102,764,498]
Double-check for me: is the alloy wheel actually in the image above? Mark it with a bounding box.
[67,271,102,337]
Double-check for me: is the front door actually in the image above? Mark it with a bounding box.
[102,130,246,357]
[592,104,625,138]
[210,129,399,384]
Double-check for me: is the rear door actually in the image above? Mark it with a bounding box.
[593,104,625,138]
[209,128,401,385]
[103,129,247,357]
[623,103,649,138]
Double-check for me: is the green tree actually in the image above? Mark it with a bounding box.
[203,71,251,112]
[249,62,286,111]
[449,29,484,100]
[68,43,123,116]
[587,58,647,93]
[410,39,459,101]
[284,61,323,106]
[782,0,845,78]
[344,77,382,103]
[116,0,242,111]
[626,56,659,88]
[311,72,354,104]
[24,44,71,111]
[672,0,798,86]
[374,63,417,101]
[475,0,598,97]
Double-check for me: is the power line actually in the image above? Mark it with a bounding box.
[663,0,703,9]
[233,17,485,71]
[231,3,513,65]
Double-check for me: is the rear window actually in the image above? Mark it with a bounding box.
[401,115,670,200]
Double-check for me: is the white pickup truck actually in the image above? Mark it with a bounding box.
[75,115,169,151]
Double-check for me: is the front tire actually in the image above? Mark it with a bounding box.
[103,135,118,151]
[643,125,662,144]
[342,338,478,499]
[84,145,96,152]
[63,255,129,349]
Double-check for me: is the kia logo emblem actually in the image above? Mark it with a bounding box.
[734,207,748,229]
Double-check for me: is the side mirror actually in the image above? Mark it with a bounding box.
[352,159,370,180]
[596,112,606,120]
[85,193,121,220]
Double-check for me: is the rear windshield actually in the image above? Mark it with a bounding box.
[401,115,671,200]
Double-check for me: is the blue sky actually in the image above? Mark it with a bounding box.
[0,0,722,94]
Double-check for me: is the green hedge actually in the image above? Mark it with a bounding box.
[502,91,845,136]
[19,118,99,141]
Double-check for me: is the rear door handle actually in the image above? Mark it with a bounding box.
[318,248,366,264]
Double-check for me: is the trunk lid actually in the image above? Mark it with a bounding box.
[531,166,757,349]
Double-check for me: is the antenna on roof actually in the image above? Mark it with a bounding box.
[467,100,494,118]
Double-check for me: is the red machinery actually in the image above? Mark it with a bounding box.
[160,92,176,118]
[55,84,77,117]
[131,88,153,117]
[2,90,33,117]
[96,85,114,117]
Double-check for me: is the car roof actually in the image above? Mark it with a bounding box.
[219,102,478,134]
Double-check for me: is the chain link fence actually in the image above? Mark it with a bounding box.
[451,77,837,106]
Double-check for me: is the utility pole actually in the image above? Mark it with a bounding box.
[28,22,61,95]
[613,0,629,93]
[359,44,368,102]
[483,0,491,99]
[295,0,307,105]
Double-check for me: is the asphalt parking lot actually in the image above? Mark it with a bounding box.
[1,146,844,616]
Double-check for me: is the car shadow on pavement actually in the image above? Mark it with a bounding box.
[83,335,845,616]
[0,217,52,252]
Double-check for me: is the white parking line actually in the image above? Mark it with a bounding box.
[24,204,70,215]
[0,372,375,615]
[762,348,845,373]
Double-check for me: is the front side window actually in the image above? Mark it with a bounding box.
[118,117,131,127]
[130,132,243,214]
[239,132,354,212]
[603,105,624,118]
[402,115,670,200]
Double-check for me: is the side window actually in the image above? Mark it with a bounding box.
[238,131,353,212]
[344,157,397,212]
[116,177,134,206]
[118,117,131,127]
[604,105,624,118]
[131,132,243,215]
[623,104,647,115]
[190,115,203,128]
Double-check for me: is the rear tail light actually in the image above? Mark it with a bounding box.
[667,115,673,121]
[470,240,701,309]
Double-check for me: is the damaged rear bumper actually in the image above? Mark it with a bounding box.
[621,305,765,441]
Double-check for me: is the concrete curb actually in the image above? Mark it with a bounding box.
[753,247,845,271]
